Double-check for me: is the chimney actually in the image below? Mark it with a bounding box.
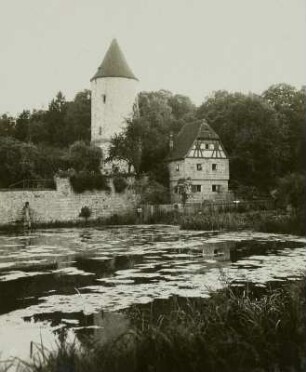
[169,132,174,151]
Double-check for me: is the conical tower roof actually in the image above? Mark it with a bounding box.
[91,39,138,81]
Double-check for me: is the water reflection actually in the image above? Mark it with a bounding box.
[0,226,305,362]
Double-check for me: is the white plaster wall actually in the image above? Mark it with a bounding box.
[0,178,137,226]
[168,157,230,203]
[91,77,138,150]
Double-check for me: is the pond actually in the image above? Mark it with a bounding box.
[0,225,305,363]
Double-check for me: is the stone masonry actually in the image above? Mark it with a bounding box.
[0,177,137,226]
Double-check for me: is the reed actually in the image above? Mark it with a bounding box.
[180,210,305,236]
[15,279,306,372]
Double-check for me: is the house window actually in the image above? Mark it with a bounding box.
[191,185,201,193]
[176,164,180,172]
[212,185,221,192]
[99,127,102,135]
[212,164,217,171]
[102,94,106,103]
[205,144,209,149]
[174,186,178,194]
[197,164,202,171]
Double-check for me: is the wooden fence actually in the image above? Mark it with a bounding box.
[141,199,275,222]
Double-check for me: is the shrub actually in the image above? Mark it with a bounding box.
[70,172,110,193]
[113,176,128,193]
[275,173,305,212]
[101,213,137,225]
[79,206,92,221]
[136,179,170,204]
[69,141,102,173]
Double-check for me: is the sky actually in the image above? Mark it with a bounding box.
[0,0,305,116]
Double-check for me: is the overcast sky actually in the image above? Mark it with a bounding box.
[0,0,305,116]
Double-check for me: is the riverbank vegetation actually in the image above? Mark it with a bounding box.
[180,210,305,236]
[16,278,306,372]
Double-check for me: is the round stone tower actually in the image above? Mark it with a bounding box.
[91,39,138,160]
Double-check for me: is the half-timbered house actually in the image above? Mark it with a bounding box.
[167,119,229,203]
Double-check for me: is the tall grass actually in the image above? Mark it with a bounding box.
[180,210,306,236]
[180,211,258,231]
[15,279,306,372]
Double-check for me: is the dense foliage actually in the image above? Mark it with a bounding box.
[0,84,304,197]
[113,176,128,193]
[109,91,196,186]
[1,91,91,147]
[197,84,305,192]
[0,137,102,189]
[70,172,110,193]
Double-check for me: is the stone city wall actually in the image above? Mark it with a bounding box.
[0,177,137,226]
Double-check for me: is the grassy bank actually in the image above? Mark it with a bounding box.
[0,213,139,234]
[15,279,306,372]
[180,210,305,236]
[1,209,304,237]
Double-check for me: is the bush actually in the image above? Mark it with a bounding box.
[256,211,305,236]
[70,172,110,193]
[275,173,305,212]
[69,141,102,172]
[100,213,137,225]
[113,176,128,193]
[136,179,170,204]
[79,206,92,220]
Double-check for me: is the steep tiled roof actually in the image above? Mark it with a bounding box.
[91,39,138,81]
[166,120,220,161]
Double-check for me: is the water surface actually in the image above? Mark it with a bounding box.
[0,225,305,362]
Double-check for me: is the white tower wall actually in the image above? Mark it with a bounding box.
[91,77,138,153]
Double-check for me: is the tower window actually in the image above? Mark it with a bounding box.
[99,127,102,135]
[176,164,180,172]
[102,94,106,103]
[212,164,217,171]
[197,164,202,171]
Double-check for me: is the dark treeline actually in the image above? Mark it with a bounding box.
[0,84,305,201]
[0,90,91,146]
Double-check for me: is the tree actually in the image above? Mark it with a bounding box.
[44,91,68,146]
[0,137,40,188]
[275,173,305,212]
[110,90,196,184]
[136,178,170,204]
[168,94,196,121]
[15,110,30,142]
[262,84,305,174]
[27,110,49,144]
[64,90,91,144]
[69,141,102,173]
[108,118,143,173]
[197,91,282,191]
[0,114,15,137]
